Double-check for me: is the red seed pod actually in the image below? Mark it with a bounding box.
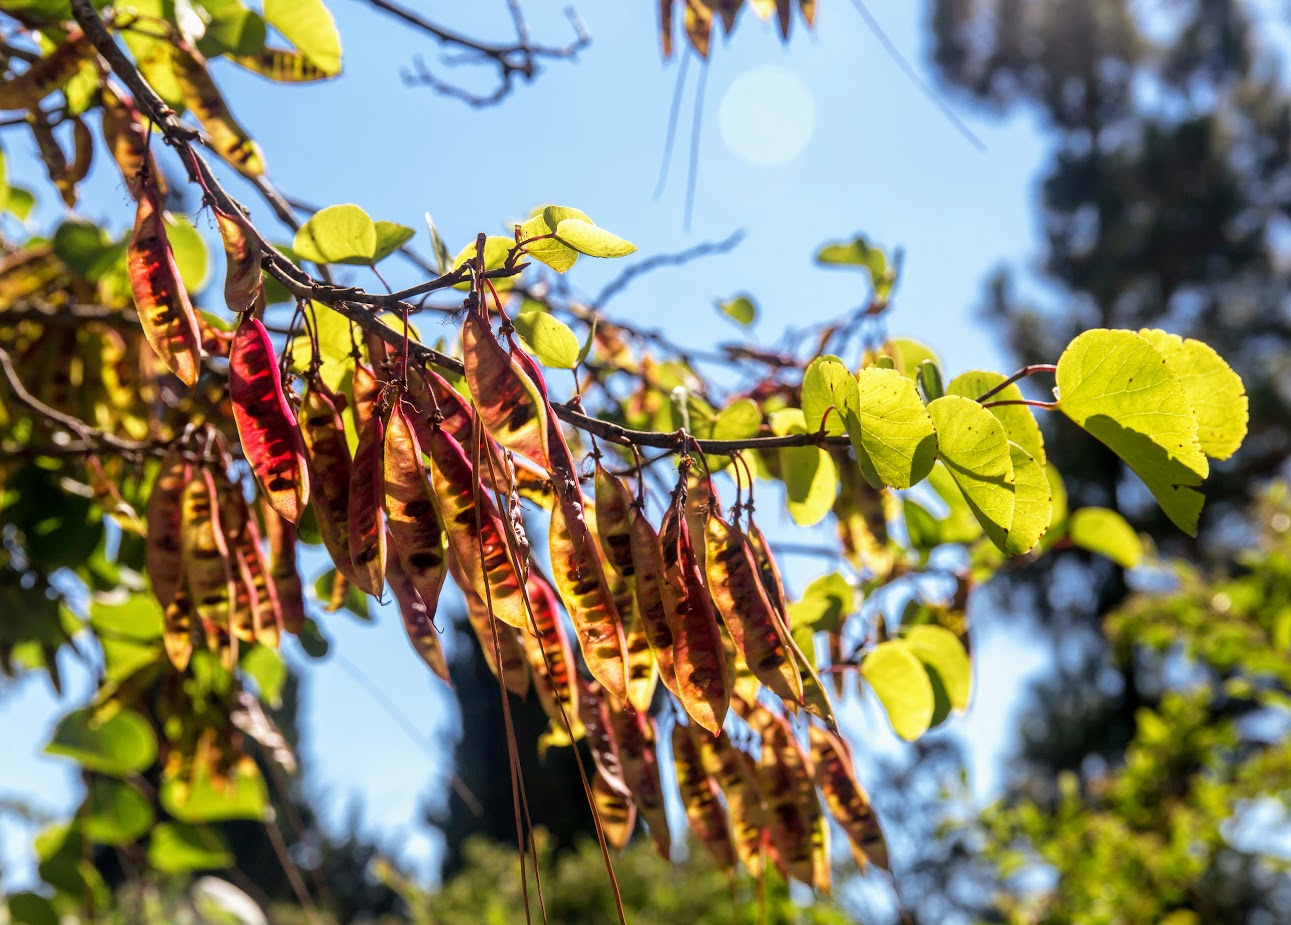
[297,377,361,586]
[230,316,310,523]
[351,361,381,434]
[101,88,165,201]
[461,308,549,468]
[520,571,579,729]
[672,721,736,873]
[629,509,681,701]
[808,724,889,872]
[591,769,637,851]
[219,483,282,648]
[405,366,476,451]
[163,588,195,672]
[447,551,530,697]
[180,467,234,627]
[704,510,802,706]
[606,705,671,859]
[424,425,528,630]
[128,183,202,386]
[695,730,770,878]
[214,206,263,314]
[383,403,448,614]
[146,449,191,608]
[593,464,636,578]
[745,522,838,732]
[0,28,89,111]
[749,706,821,886]
[386,545,450,684]
[347,411,387,596]
[659,479,730,736]
[262,502,306,635]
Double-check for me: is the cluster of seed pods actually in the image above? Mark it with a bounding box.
[128,179,887,882]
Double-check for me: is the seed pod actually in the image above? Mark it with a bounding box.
[228,547,259,644]
[629,509,681,701]
[146,449,190,608]
[577,680,630,797]
[672,722,735,873]
[405,365,475,450]
[58,115,93,208]
[594,465,636,578]
[809,724,889,872]
[550,493,629,701]
[163,588,195,672]
[172,42,265,176]
[606,705,671,859]
[230,316,311,523]
[659,481,730,736]
[347,411,387,596]
[520,572,579,729]
[386,546,450,684]
[351,361,381,434]
[696,731,770,877]
[180,467,234,627]
[383,403,447,614]
[447,551,529,697]
[229,47,334,82]
[128,183,201,386]
[220,483,281,648]
[749,707,820,886]
[297,377,361,586]
[425,426,528,630]
[621,592,658,715]
[262,503,306,635]
[704,511,802,705]
[746,522,837,732]
[461,309,549,468]
[325,569,350,613]
[214,206,262,313]
[101,89,165,201]
[591,770,637,850]
[0,29,89,111]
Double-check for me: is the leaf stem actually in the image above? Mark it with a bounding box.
[974,364,1058,403]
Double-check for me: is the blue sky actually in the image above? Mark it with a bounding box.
[0,1,1058,890]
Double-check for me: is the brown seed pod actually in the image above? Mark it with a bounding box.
[591,769,637,851]
[672,721,735,873]
[606,705,671,859]
[629,509,681,701]
[808,724,889,872]
[383,403,448,615]
[519,571,579,729]
[297,376,362,587]
[229,46,335,82]
[172,42,265,176]
[593,464,636,578]
[386,544,450,684]
[461,308,549,468]
[101,89,165,201]
[695,730,770,877]
[214,206,262,314]
[447,551,530,697]
[146,449,191,608]
[347,411,387,596]
[163,588,195,672]
[180,467,234,627]
[703,509,802,705]
[0,29,89,111]
[748,706,821,886]
[219,482,282,648]
[262,503,306,635]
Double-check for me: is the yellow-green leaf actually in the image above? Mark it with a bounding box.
[861,640,935,741]
[845,368,937,489]
[927,395,1016,552]
[1004,443,1051,556]
[1068,507,1143,568]
[554,218,637,258]
[46,708,157,777]
[1139,328,1247,461]
[802,356,857,436]
[946,369,1046,466]
[717,294,756,326]
[264,0,341,75]
[513,310,581,368]
[519,213,578,273]
[903,624,971,719]
[148,823,232,873]
[294,204,375,265]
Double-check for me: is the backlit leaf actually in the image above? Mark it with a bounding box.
[80,779,153,846]
[1056,329,1209,535]
[770,408,838,526]
[946,369,1046,466]
[1139,328,1247,461]
[554,218,637,257]
[160,757,268,823]
[371,221,415,263]
[861,640,935,741]
[927,395,1016,552]
[148,823,232,873]
[519,211,578,273]
[264,0,341,74]
[902,624,971,717]
[294,204,375,265]
[1004,443,1051,556]
[1069,507,1143,568]
[718,294,756,325]
[46,708,157,777]
[844,368,937,489]
[802,356,857,436]
[513,310,581,368]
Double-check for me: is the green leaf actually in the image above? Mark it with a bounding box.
[925,462,983,544]
[80,778,153,846]
[1004,443,1051,556]
[52,220,112,280]
[518,212,579,273]
[946,369,1046,466]
[450,235,515,291]
[89,593,164,641]
[423,211,453,274]
[844,368,937,489]
[917,360,944,403]
[297,616,331,658]
[903,624,972,719]
[7,892,58,925]
[802,356,857,436]
[241,644,286,707]
[717,294,757,326]
[786,572,856,633]
[770,408,838,526]
[294,204,378,265]
[6,184,34,221]
[1138,328,1247,461]
[512,310,581,369]
[148,823,233,873]
[371,221,415,263]
[711,398,762,441]
[1056,329,1208,535]
[815,236,896,304]
[883,338,937,380]
[576,315,597,366]
[263,0,341,74]
[313,569,369,620]
[1068,507,1143,568]
[903,497,942,550]
[121,1,185,108]
[542,205,592,228]
[160,759,268,823]
[861,640,935,741]
[99,635,162,683]
[46,707,157,777]
[553,218,637,258]
[197,0,268,58]
[927,395,1016,552]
